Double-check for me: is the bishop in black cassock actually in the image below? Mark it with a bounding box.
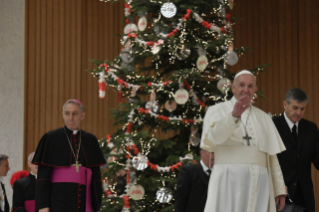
[12,173,36,212]
[12,152,38,212]
[32,99,106,212]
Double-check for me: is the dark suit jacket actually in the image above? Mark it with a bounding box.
[0,182,10,212]
[274,114,319,212]
[12,173,36,212]
[174,163,210,212]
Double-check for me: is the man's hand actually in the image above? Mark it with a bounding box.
[232,96,250,118]
[275,195,286,211]
[39,208,50,212]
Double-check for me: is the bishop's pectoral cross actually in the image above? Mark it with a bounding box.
[73,161,82,172]
[243,132,252,146]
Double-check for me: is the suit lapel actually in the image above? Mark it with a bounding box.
[279,115,298,149]
[297,119,306,151]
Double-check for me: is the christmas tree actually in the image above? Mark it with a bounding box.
[88,0,265,211]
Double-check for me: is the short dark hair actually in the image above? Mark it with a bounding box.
[0,154,9,165]
[286,88,308,104]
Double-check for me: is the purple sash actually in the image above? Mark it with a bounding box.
[51,166,92,212]
[24,200,35,212]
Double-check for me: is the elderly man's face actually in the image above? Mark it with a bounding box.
[0,159,10,177]
[62,103,85,130]
[231,74,257,105]
[201,150,214,168]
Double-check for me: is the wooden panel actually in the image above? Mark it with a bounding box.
[24,0,123,169]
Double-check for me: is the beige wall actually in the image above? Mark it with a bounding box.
[0,0,25,206]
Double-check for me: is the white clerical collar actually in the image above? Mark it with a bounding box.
[30,171,37,179]
[65,126,79,135]
[200,160,211,175]
[283,111,299,132]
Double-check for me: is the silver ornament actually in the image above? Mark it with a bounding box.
[217,78,231,94]
[176,47,191,60]
[189,132,200,146]
[132,155,148,170]
[160,2,177,18]
[225,51,238,66]
[120,48,134,63]
[156,187,173,203]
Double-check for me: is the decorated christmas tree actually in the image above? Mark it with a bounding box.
[88,0,266,211]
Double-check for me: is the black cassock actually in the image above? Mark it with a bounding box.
[0,182,9,212]
[12,173,36,212]
[32,127,106,212]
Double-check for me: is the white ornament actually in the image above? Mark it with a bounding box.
[174,89,189,105]
[217,78,231,94]
[124,23,138,34]
[138,17,147,31]
[164,100,177,112]
[160,2,177,18]
[129,184,145,200]
[156,187,173,203]
[196,55,208,71]
[152,39,164,55]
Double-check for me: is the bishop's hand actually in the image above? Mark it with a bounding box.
[232,96,250,118]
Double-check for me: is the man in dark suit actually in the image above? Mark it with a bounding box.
[175,149,214,212]
[274,87,319,212]
[0,154,10,212]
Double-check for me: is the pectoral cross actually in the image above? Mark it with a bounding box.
[73,161,82,172]
[243,132,252,146]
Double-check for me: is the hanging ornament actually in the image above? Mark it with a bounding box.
[156,187,173,203]
[174,84,189,105]
[129,184,145,200]
[145,91,159,113]
[132,155,148,170]
[160,2,177,18]
[138,17,147,31]
[225,51,238,65]
[164,100,177,112]
[124,23,138,34]
[217,78,231,94]
[176,47,191,60]
[120,48,134,63]
[98,70,105,99]
[196,55,208,71]
[123,38,131,48]
[189,125,200,146]
[229,0,234,10]
[225,42,238,65]
[152,39,164,55]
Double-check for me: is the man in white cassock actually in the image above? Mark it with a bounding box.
[201,70,287,212]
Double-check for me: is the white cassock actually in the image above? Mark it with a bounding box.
[201,97,286,212]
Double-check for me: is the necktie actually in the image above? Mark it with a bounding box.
[207,169,211,176]
[292,124,298,145]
